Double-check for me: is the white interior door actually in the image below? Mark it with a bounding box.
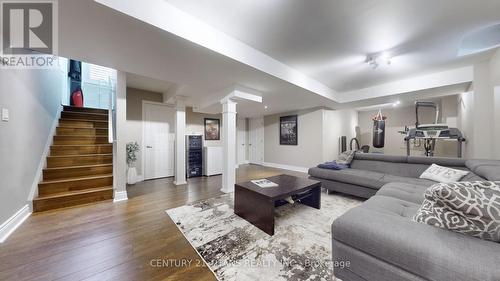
[248,117,264,165]
[143,102,175,180]
[237,117,247,165]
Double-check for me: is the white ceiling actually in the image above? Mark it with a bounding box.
[164,0,500,91]
[59,0,337,117]
[58,0,499,117]
[126,73,174,94]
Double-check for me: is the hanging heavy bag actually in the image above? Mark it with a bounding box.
[372,110,386,148]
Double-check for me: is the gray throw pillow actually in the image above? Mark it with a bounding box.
[337,150,355,165]
[413,181,500,242]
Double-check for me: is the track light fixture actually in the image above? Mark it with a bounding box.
[366,52,392,69]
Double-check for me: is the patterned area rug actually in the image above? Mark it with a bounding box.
[166,191,362,281]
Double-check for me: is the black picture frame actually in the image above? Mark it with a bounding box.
[280,115,298,145]
[204,118,220,140]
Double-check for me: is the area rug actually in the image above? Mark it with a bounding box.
[166,191,362,281]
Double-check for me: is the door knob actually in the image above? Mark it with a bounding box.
[147,146,153,148]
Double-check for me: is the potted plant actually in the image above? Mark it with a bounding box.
[126,142,140,185]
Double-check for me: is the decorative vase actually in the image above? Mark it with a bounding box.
[127,166,138,185]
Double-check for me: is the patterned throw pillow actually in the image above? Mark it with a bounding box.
[419,164,469,183]
[337,150,355,165]
[413,181,500,242]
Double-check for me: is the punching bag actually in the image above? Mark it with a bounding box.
[372,110,386,148]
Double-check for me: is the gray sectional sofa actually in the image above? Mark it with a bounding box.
[308,153,500,281]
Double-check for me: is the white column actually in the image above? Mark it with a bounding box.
[221,99,237,193]
[173,97,187,185]
[114,71,128,202]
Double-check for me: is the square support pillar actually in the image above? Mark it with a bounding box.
[221,99,237,193]
[114,71,128,202]
[174,98,187,185]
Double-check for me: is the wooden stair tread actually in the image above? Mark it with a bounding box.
[58,125,108,131]
[62,111,108,116]
[40,174,113,184]
[34,186,113,200]
[44,163,112,171]
[51,144,112,147]
[59,118,108,123]
[54,135,109,138]
[48,153,112,158]
[56,134,108,137]
[64,106,108,111]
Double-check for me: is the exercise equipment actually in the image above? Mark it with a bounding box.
[372,110,386,148]
[404,101,465,157]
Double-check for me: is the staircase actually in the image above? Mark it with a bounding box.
[33,106,114,212]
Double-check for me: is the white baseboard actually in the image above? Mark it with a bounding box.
[173,180,188,186]
[135,174,144,182]
[28,105,62,211]
[262,162,309,173]
[113,190,128,202]
[0,205,31,243]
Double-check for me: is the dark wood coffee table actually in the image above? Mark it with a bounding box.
[234,174,321,235]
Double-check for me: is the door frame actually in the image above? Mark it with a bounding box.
[141,100,175,180]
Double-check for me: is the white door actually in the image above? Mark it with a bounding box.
[143,102,175,180]
[248,117,264,165]
[237,117,247,165]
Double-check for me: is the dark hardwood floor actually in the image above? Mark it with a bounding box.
[0,164,305,281]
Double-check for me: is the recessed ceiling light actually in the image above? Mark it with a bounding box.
[264,105,268,109]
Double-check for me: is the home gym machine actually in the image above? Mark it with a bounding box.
[404,101,465,157]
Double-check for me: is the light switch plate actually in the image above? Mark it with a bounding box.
[1,108,9,122]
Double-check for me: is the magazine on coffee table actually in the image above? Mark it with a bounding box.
[251,179,278,188]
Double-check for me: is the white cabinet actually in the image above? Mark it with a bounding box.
[203,146,223,176]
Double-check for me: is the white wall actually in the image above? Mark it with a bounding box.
[490,49,500,159]
[491,48,500,87]
[472,61,495,159]
[264,109,324,168]
[0,66,66,224]
[322,109,358,162]
[264,108,358,169]
[458,92,475,159]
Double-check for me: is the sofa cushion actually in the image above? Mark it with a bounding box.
[332,195,500,281]
[474,166,500,181]
[350,160,425,178]
[461,172,487,181]
[353,153,407,163]
[379,174,437,187]
[414,181,500,242]
[419,164,470,183]
[308,167,385,189]
[377,182,428,204]
[465,159,500,172]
